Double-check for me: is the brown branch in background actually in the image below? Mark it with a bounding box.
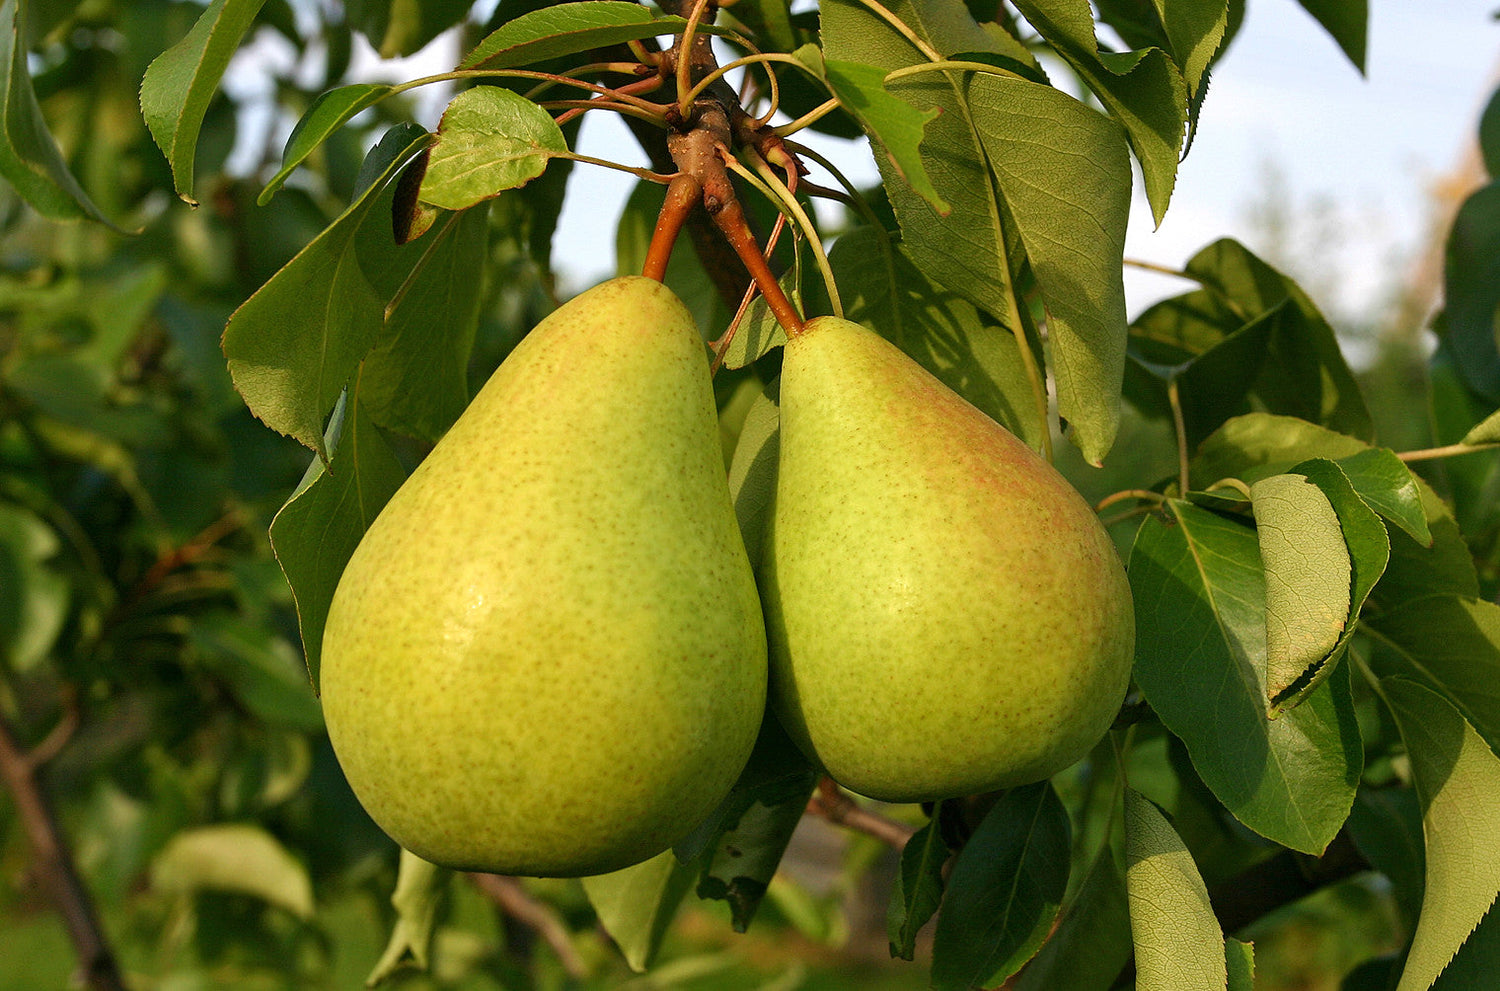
[806,777,917,849]
[0,712,128,991]
[468,873,588,979]
[124,510,242,607]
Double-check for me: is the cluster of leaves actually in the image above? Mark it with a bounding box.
[6,0,1500,989]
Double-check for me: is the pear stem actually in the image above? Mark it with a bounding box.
[1094,489,1166,513]
[1397,440,1500,463]
[643,173,704,283]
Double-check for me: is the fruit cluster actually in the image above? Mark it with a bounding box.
[320,276,1134,877]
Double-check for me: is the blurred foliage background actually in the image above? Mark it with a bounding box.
[2,1,1496,989]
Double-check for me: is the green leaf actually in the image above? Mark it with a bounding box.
[190,613,324,730]
[151,823,314,918]
[418,87,567,212]
[583,850,699,972]
[350,0,471,59]
[726,379,780,571]
[822,59,946,214]
[888,814,949,960]
[1336,448,1431,546]
[1011,846,1132,991]
[1006,0,1188,222]
[222,127,430,457]
[1366,596,1500,758]
[1267,458,1388,713]
[1295,0,1367,73]
[931,782,1071,990]
[828,227,1046,450]
[1124,789,1226,991]
[1250,472,1351,703]
[140,0,267,206]
[1432,898,1500,990]
[1460,408,1500,446]
[677,714,818,932]
[0,503,69,673]
[967,72,1132,464]
[1347,786,1425,927]
[461,1,688,70]
[259,83,394,205]
[1129,499,1362,853]
[1440,184,1500,401]
[1383,679,1500,991]
[368,850,450,985]
[268,393,407,690]
[0,0,121,225]
[1481,86,1500,179]
[362,205,489,443]
[1226,937,1256,990]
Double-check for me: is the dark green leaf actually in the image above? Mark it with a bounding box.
[1366,595,1500,758]
[223,127,430,457]
[829,227,1046,449]
[1480,85,1500,179]
[726,379,780,571]
[931,782,1071,990]
[140,0,267,205]
[678,714,818,932]
[1129,499,1362,853]
[1347,786,1425,927]
[1294,0,1367,73]
[268,393,407,689]
[259,83,394,205]
[1012,847,1132,991]
[583,850,699,972]
[888,815,949,960]
[1433,897,1500,990]
[1226,938,1256,990]
[822,59,946,214]
[190,613,324,731]
[1124,788,1226,990]
[1383,679,1500,991]
[362,205,489,443]
[348,0,471,58]
[461,1,688,70]
[0,0,121,225]
[418,87,567,211]
[1440,183,1500,401]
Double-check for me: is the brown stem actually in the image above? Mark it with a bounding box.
[0,712,128,991]
[643,173,703,282]
[468,874,588,979]
[711,197,804,335]
[806,777,917,849]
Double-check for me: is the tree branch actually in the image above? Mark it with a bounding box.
[0,711,127,991]
[468,873,588,979]
[806,778,917,849]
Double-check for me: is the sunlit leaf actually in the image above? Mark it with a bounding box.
[1383,679,1500,991]
[369,850,450,985]
[461,1,689,69]
[1226,937,1256,990]
[726,380,781,570]
[1460,408,1500,446]
[1124,788,1226,990]
[152,823,314,918]
[583,850,699,972]
[140,0,267,205]
[418,87,567,211]
[822,59,946,214]
[0,503,69,673]
[1251,472,1351,703]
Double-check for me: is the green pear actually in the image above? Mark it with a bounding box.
[763,316,1134,803]
[320,276,767,877]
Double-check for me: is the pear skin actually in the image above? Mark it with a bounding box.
[763,316,1133,802]
[320,277,767,877]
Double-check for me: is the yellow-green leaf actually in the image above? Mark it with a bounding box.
[1124,789,1226,991]
[1384,679,1500,991]
[368,849,450,985]
[151,823,314,918]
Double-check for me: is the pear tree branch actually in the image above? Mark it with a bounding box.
[468,873,589,978]
[806,777,918,849]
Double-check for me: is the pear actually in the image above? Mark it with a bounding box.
[763,316,1133,803]
[320,276,767,877]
